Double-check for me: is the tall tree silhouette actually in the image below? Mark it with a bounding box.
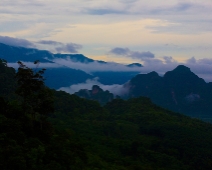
[15,61,54,129]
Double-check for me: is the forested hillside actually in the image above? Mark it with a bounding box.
[1,59,212,170]
[0,59,17,99]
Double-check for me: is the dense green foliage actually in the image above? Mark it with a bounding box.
[52,93,212,170]
[0,61,87,169]
[0,59,17,99]
[1,60,212,169]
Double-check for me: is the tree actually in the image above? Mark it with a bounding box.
[15,61,54,129]
[0,59,7,66]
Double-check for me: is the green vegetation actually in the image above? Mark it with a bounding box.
[1,59,212,169]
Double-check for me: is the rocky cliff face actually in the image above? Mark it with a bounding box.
[75,85,114,105]
[127,65,212,119]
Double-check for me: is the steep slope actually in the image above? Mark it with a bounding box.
[128,65,212,119]
[0,43,53,63]
[44,67,93,89]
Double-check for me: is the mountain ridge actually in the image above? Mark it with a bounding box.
[74,65,212,121]
[127,65,212,119]
[0,42,141,88]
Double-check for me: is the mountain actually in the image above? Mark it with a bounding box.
[0,43,140,88]
[44,67,93,89]
[54,53,107,64]
[0,43,94,89]
[0,43,53,63]
[2,60,212,169]
[75,85,114,105]
[127,63,143,67]
[128,65,212,120]
[72,65,212,121]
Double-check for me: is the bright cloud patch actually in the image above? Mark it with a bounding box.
[58,78,130,96]
[51,57,143,73]
[0,36,35,48]
[36,40,82,53]
[109,47,155,60]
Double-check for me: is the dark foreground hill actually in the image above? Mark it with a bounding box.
[53,91,212,170]
[1,60,212,169]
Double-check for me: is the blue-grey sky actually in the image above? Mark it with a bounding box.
[1,0,212,64]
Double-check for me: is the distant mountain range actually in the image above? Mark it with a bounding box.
[0,43,141,89]
[74,65,212,121]
[127,65,212,119]
[2,42,212,121]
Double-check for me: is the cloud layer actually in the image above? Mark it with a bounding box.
[57,55,212,96]
[51,57,143,73]
[37,40,82,53]
[109,47,155,60]
[0,36,35,48]
[0,36,82,53]
[58,78,130,96]
[52,55,212,83]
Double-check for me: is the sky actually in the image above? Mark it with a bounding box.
[1,0,212,65]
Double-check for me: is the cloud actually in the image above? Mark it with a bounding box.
[51,57,143,73]
[109,47,155,60]
[37,40,61,45]
[58,77,130,96]
[2,0,212,36]
[0,36,35,48]
[130,51,155,59]
[86,8,126,15]
[175,3,193,11]
[186,57,196,64]
[0,36,82,53]
[82,1,128,15]
[109,47,130,55]
[55,43,82,53]
[184,58,212,82]
[163,56,178,64]
[36,40,82,53]
[150,2,194,15]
